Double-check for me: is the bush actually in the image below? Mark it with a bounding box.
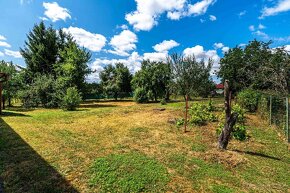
[19,75,63,108]
[237,89,261,112]
[189,102,217,125]
[160,98,167,105]
[62,87,82,111]
[133,87,149,103]
[216,104,248,141]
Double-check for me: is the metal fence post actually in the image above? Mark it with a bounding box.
[269,96,272,125]
[286,97,289,143]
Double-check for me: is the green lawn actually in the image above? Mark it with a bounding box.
[0,99,289,192]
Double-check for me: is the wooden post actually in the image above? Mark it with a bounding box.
[184,94,189,133]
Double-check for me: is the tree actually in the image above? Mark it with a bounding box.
[100,63,132,100]
[0,60,24,107]
[218,40,289,95]
[168,54,212,132]
[131,60,171,102]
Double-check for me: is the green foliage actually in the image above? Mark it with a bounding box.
[176,118,184,127]
[160,98,167,105]
[168,54,213,99]
[89,153,169,193]
[100,63,132,100]
[218,40,290,95]
[132,60,171,102]
[19,75,64,108]
[133,87,149,103]
[61,87,82,111]
[189,102,217,125]
[237,89,261,112]
[20,22,90,108]
[207,99,215,112]
[217,104,247,141]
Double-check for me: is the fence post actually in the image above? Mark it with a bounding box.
[269,96,272,125]
[286,97,289,143]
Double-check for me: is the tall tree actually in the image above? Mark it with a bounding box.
[131,60,171,102]
[100,63,132,100]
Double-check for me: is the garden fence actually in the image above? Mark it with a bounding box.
[257,94,290,143]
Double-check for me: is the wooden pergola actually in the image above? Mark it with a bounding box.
[0,72,8,115]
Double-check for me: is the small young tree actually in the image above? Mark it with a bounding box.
[168,54,212,132]
[62,87,82,111]
[218,80,238,149]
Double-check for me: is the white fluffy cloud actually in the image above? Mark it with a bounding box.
[213,42,224,49]
[88,52,142,82]
[0,41,11,48]
[222,46,229,54]
[188,0,216,16]
[143,52,168,62]
[285,45,290,52]
[209,15,217,21]
[261,0,290,18]
[0,51,4,57]
[4,49,22,58]
[153,40,179,53]
[108,30,138,56]
[43,2,71,22]
[0,35,6,41]
[126,0,216,31]
[249,25,255,31]
[183,45,220,72]
[63,27,106,52]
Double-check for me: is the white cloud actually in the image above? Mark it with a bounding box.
[153,40,179,53]
[213,42,224,49]
[0,41,11,48]
[285,45,290,52]
[253,30,269,39]
[188,0,216,16]
[108,30,138,56]
[43,2,71,22]
[258,24,266,29]
[0,51,4,57]
[126,0,215,31]
[4,49,22,58]
[249,25,255,31]
[88,52,142,82]
[209,15,217,21]
[63,27,106,52]
[261,0,290,18]
[238,10,246,17]
[0,35,6,41]
[222,46,229,54]
[143,52,168,62]
[200,18,206,23]
[183,45,220,72]
[39,16,49,21]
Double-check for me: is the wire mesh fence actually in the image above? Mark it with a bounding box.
[257,94,289,143]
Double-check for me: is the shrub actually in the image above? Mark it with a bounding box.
[133,87,149,103]
[237,89,261,112]
[62,87,82,111]
[189,102,217,125]
[176,118,184,127]
[207,99,215,112]
[216,104,248,141]
[160,98,167,105]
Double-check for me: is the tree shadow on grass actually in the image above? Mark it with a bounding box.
[233,149,281,161]
[1,111,31,117]
[0,118,79,193]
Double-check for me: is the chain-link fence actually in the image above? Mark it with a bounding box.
[257,94,289,143]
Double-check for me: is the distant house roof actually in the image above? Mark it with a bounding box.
[216,84,224,89]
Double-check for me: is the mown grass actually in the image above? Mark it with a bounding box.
[0,98,289,192]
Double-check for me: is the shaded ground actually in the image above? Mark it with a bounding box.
[0,99,289,192]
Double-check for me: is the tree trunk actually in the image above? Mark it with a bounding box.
[2,96,5,110]
[0,83,2,115]
[218,80,238,149]
[8,97,11,107]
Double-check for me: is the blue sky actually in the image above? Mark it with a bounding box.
[0,0,290,82]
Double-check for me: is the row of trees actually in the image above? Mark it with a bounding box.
[218,40,290,95]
